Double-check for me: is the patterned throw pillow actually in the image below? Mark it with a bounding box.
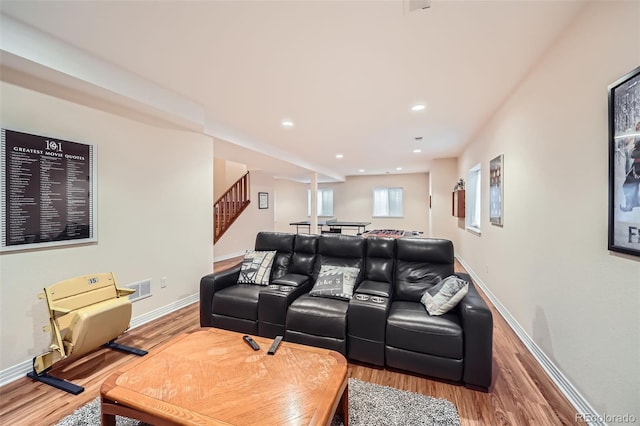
[309,265,360,300]
[420,275,469,315]
[237,250,276,285]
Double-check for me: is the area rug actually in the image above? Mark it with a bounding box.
[56,378,460,426]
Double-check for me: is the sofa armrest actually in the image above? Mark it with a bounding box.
[199,265,241,327]
[271,273,309,287]
[258,278,314,337]
[355,280,392,298]
[348,281,391,367]
[457,276,493,391]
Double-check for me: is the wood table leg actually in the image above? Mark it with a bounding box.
[101,411,116,426]
[100,396,116,426]
[338,382,349,426]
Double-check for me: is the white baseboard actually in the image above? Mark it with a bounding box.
[129,293,199,329]
[455,255,604,426]
[0,293,199,388]
[214,251,244,262]
[0,359,33,388]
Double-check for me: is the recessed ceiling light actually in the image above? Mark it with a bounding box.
[358,169,365,173]
[396,167,403,171]
[336,154,344,159]
[411,104,426,111]
[281,119,294,127]
[413,149,422,153]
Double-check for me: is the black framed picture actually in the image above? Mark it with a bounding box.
[1,128,97,252]
[258,192,268,209]
[608,65,640,256]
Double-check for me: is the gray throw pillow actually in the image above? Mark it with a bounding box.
[309,265,360,300]
[420,275,469,315]
[237,250,276,285]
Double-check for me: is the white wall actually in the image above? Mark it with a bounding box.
[225,160,247,189]
[455,1,640,419]
[0,81,214,371]
[213,157,248,201]
[274,178,309,233]
[274,173,429,235]
[428,158,460,244]
[214,157,227,200]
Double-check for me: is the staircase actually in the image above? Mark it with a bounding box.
[214,172,251,243]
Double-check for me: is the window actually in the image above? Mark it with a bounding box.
[373,187,403,217]
[308,188,334,216]
[466,164,481,233]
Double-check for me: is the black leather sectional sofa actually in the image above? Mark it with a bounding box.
[200,232,493,391]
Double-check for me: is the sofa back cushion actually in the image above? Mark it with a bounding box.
[255,232,295,281]
[365,237,395,284]
[314,234,366,283]
[289,234,319,276]
[394,238,454,302]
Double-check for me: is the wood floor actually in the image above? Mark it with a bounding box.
[0,257,579,425]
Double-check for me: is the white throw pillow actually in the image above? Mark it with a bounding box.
[420,275,469,315]
[237,250,276,285]
[309,265,360,300]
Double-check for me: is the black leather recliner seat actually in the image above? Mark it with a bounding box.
[200,232,295,334]
[284,234,366,356]
[385,238,492,391]
[200,232,493,391]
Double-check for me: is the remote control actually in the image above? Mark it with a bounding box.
[243,335,260,351]
[267,335,283,355]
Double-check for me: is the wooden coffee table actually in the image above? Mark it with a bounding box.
[100,328,348,425]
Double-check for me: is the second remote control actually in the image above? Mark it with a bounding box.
[243,335,260,351]
[268,335,283,355]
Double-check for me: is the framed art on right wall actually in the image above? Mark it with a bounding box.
[608,65,640,257]
[489,154,504,227]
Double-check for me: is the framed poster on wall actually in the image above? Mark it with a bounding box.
[608,66,640,257]
[1,129,97,252]
[489,154,504,227]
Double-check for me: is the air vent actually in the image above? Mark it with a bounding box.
[126,279,152,302]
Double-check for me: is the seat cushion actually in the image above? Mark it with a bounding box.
[386,301,463,359]
[286,294,349,339]
[68,297,132,358]
[212,285,262,321]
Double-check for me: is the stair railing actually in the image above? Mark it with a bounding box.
[214,171,251,243]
